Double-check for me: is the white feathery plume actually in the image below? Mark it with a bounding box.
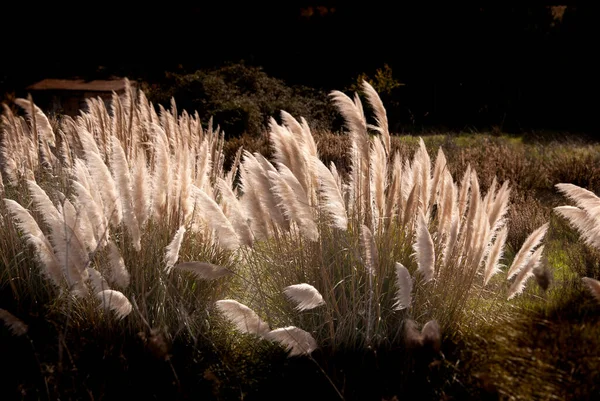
[330,90,370,224]
[86,267,110,293]
[269,120,311,197]
[73,159,105,214]
[437,171,455,238]
[464,171,481,255]
[311,156,348,230]
[361,80,390,155]
[57,129,73,168]
[244,152,288,231]
[329,162,344,201]
[217,178,253,247]
[299,116,318,158]
[0,166,4,196]
[85,150,122,227]
[165,225,186,274]
[267,166,318,241]
[76,126,101,157]
[429,148,447,209]
[238,156,270,240]
[192,185,240,250]
[413,211,435,282]
[483,226,508,285]
[106,241,130,287]
[3,199,62,286]
[151,124,170,219]
[442,197,460,265]
[402,182,419,228]
[215,299,270,337]
[421,320,442,352]
[72,158,92,192]
[371,137,387,228]
[131,151,151,228]
[400,158,414,207]
[581,277,600,303]
[26,183,88,288]
[4,198,48,246]
[488,180,511,233]
[266,326,318,357]
[283,283,325,311]
[385,152,402,223]
[225,146,244,186]
[354,92,366,123]
[71,180,108,248]
[172,261,232,280]
[361,224,378,275]
[97,290,132,319]
[554,206,600,251]
[506,223,549,280]
[110,136,141,251]
[280,110,305,147]
[268,121,294,175]
[457,165,471,220]
[416,138,431,213]
[466,197,491,273]
[0,308,28,336]
[63,197,98,254]
[507,245,545,300]
[482,177,498,213]
[26,180,61,225]
[194,139,211,191]
[555,183,600,213]
[0,139,18,185]
[394,262,413,310]
[14,98,56,146]
[329,91,367,137]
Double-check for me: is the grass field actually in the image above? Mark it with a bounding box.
[1,82,600,400]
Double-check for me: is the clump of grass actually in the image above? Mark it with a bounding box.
[217,81,550,362]
[5,78,597,400]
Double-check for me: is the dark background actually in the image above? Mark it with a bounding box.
[1,2,596,134]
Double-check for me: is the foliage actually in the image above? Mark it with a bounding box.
[144,63,335,137]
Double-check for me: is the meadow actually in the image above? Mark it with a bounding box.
[1,80,600,400]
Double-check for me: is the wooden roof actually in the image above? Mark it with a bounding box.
[26,78,134,92]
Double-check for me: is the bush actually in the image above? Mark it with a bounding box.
[144,63,335,138]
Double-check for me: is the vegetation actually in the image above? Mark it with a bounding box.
[1,81,600,401]
[144,63,336,138]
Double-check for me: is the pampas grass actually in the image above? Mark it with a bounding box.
[215,300,270,336]
[97,289,132,319]
[394,262,413,310]
[283,283,325,311]
[0,308,28,336]
[266,326,318,356]
[581,277,600,303]
[1,76,574,401]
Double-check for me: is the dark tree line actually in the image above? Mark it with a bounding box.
[2,3,596,134]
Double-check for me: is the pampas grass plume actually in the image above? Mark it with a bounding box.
[97,290,132,319]
[283,283,325,311]
[582,277,600,303]
[266,326,318,356]
[215,300,270,337]
[0,308,28,336]
[394,262,413,310]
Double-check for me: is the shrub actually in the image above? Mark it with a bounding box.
[144,63,335,138]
